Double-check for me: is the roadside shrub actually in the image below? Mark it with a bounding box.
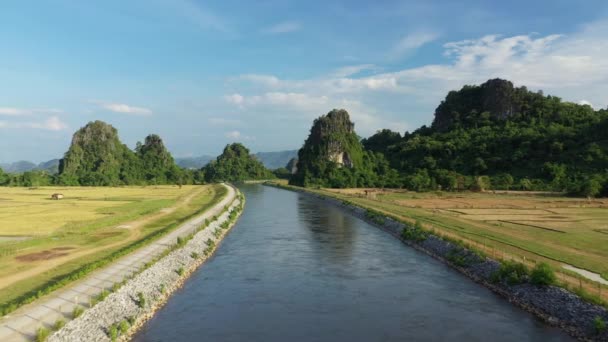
[401,221,427,242]
[137,292,146,308]
[191,252,199,259]
[491,261,529,285]
[159,284,166,294]
[53,318,65,330]
[176,236,185,247]
[176,267,185,276]
[72,306,84,319]
[119,319,130,334]
[112,282,121,292]
[206,238,215,247]
[594,316,606,334]
[35,327,50,342]
[127,316,136,325]
[530,262,556,286]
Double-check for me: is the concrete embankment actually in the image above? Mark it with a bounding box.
[48,188,244,342]
[270,184,608,342]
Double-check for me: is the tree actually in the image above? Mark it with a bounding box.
[202,143,274,183]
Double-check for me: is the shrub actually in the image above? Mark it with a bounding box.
[530,262,556,286]
[594,316,606,334]
[446,248,469,267]
[159,284,166,294]
[176,236,185,247]
[137,292,146,308]
[365,209,386,225]
[112,282,121,292]
[72,306,84,319]
[35,327,50,342]
[54,319,65,330]
[127,316,136,325]
[119,319,130,334]
[191,252,199,259]
[108,324,118,341]
[176,267,185,276]
[491,261,529,285]
[401,220,427,242]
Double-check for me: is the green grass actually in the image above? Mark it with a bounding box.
[0,184,227,315]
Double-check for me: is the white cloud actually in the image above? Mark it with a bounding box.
[225,130,254,141]
[0,107,64,116]
[390,31,440,59]
[224,19,608,139]
[223,94,245,106]
[25,116,68,131]
[93,101,152,115]
[0,116,68,131]
[262,21,301,34]
[331,64,377,78]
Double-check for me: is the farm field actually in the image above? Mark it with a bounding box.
[0,184,226,308]
[271,181,608,302]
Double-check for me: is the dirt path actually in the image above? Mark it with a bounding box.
[0,184,235,342]
[0,186,210,292]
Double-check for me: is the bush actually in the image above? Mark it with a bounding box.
[159,284,166,294]
[191,252,199,259]
[176,236,186,247]
[35,327,50,342]
[127,316,136,325]
[137,292,146,308]
[365,209,386,225]
[108,324,118,341]
[401,220,427,242]
[446,248,469,267]
[530,262,556,286]
[119,319,130,334]
[491,261,529,285]
[594,316,606,334]
[54,319,65,330]
[176,267,185,276]
[72,306,84,319]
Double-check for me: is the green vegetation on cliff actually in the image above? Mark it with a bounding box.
[56,121,189,186]
[202,143,274,182]
[290,109,399,188]
[364,79,608,196]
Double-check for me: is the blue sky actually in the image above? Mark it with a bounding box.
[2,0,608,162]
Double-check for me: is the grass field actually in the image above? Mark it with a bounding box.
[272,181,608,302]
[0,184,226,307]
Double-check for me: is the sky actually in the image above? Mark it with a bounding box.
[2,0,608,163]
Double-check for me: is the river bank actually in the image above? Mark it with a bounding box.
[46,187,244,342]
[267,183,608,341]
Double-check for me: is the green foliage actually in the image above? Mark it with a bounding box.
[52,121,189,186]
[137,292,146,308]
[446,247,470,267]
[290,109,400,188]
[530,262,556,286]
[176,267,185,276]
[491,260,529,285]
[119,319,130,334]
[361,79,608,196]
[108,323,118,342]
[594,316,606,334]
[203,143,274,182]
[72,306,84,319]
[401,220,428,242]
[35,327,50,342]
[54,319,65,330]
[191,252,199,259]
[365,209,386,225]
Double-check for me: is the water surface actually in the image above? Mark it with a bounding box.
[134,185,571,341]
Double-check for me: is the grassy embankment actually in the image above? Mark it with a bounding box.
[269,180,608,304]
[0,184,226,313]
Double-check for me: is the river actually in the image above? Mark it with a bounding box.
[133,184,571,341]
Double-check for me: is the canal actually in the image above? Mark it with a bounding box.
[134,184,570,341]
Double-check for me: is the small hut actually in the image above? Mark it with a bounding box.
[51,193,64,200]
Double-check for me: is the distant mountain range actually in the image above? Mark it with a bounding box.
[2,150,298,174]
[253,150,298,169]
[0,159,60,174]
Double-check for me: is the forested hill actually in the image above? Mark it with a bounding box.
[202,143,275,182]
[58,121,185,186]
[363,79,608,196]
